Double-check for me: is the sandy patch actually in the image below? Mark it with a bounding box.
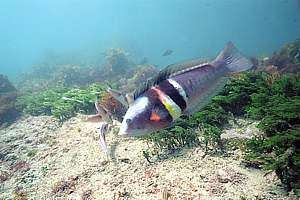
[0,116,296,200]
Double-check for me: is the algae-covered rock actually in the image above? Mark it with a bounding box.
[0,74,19,126]
[18,64,105,93]
[267,38,300,74]
[104,48,133,75]
[17,48,137,93]
[0,75,16,93]
[51,65,95,87]
[122,64,159,92]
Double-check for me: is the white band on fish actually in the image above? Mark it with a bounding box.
[168,78,188,103]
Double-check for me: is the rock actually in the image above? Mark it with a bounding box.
[0,170,11,182]
[265,38,300,74]
[121,65,159,93]
[114,187,130,199]
[221,120,260,140]
[217,169,231,183]
[100,160,109,166]
[162,188,171,200]
[81,190,93,200]
[119,158,131,164]
[0,74,19,126]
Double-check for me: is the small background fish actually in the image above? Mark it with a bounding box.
[162,49,173,56]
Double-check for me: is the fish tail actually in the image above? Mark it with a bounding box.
[213,41,253,72]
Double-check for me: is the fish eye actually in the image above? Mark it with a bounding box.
[126,119,132,124]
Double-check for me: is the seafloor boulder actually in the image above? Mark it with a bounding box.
[267,38,300,74]
[104,48,133,75]
[0,74,19,126]
[120,64,159,93]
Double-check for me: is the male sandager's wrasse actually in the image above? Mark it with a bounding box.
[119,42,253,136]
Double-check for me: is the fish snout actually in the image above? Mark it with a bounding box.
[118,127,130,137]
[118,131,129,137]
[118,119,130,137]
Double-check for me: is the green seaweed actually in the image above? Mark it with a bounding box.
[16,83,108,121]
[142,72,300,195]
[142,72,266,156]
[26,149,38,158]
[245,74,300,194]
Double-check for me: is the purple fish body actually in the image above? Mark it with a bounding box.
[171,62,231,114]
[119,42,253,136]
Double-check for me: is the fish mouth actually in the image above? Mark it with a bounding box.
[118,130,130,137]
[118,127,145,137]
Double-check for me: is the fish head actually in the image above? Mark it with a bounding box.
[119,96,172,137]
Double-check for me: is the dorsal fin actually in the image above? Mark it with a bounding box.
[134,58,208,99]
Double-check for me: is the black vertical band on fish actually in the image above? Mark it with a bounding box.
[157,80,187,111]
[147,88,174,119]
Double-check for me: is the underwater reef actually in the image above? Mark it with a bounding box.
[0,74,19,126]
[17,48,142,94]
[1,38,299,198]
[17,64,106,93]
[121,64,159,93]
[264,38,300,74]
[16,48,157,122]
[104,48,133,75]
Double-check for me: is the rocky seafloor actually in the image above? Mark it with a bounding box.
[0,116,298,200]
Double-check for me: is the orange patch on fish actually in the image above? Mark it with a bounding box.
[150,111,161,121]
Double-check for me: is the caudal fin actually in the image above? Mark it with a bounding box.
[214,42,253,72]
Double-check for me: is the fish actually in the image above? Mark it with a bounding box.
[95,102,112,154]
[162,49,173,56]
[119,42,253,136]
[107,88,129,108]
[83,101,113,153]
[98,122,109,153]
[83,100,113,123]
[95,101,113,124]
[83,113,102,123]
[107,88,134,108]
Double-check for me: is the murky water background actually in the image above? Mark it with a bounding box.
[1,0,300,79]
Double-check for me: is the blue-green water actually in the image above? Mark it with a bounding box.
[0,0,300,79]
